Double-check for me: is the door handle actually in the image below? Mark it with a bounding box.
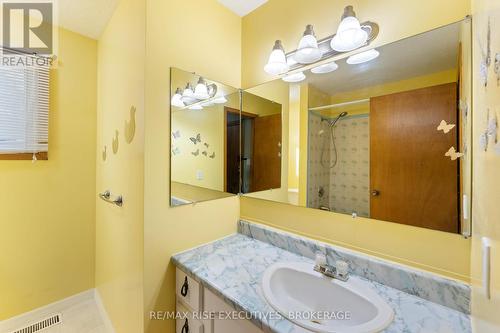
[371,190,380,197]
[180,277,189,297]
[181,319,189,333]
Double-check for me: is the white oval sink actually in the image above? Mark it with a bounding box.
[262,262,394,333]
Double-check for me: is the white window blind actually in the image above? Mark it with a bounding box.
[0,51,49,154]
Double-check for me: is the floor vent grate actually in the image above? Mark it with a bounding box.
[10,314,62,333]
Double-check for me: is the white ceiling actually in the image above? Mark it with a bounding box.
[307,22,461,96]
[58,0,119,39]
[218,0,268,17]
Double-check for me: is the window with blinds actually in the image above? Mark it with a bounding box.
[0,52,50,157]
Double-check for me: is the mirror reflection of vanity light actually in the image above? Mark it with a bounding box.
[482,237,491,300]
[346,49,380,64]
[189,104,203,110]
[311,61,339,74]
[282,72,306,83]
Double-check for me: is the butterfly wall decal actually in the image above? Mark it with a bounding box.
[437,120,455,134]
[209,152,215,159]
[445,147,464,161]
[191,149,199,156]
[172,130,181,139]
[202,151,208,156]
[172,147,180,156]
[190,133,201,144]
[204,143,209,148]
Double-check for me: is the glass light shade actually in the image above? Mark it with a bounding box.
[330,16,368,52]
[213,96,228,104]
[311,61,339,74]
[282,72,306,83]
[181,84,197,104]
[201,101,215,107]
[294,25,323,64]
[194,78,210,99]
[264,40,289,75]
[171,88,185,107]
[188,104,203,110]
[346,49,380,64]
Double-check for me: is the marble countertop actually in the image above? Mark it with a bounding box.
[172,234,471,333]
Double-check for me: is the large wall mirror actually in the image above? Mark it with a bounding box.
[242,19,472,235]
[170,68,241,206]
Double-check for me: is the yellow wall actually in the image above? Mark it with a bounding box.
[240,198,471,280]
[470,0,500,331]
[95,0,145,331]
[0,28,97,319]
[240,0,472,281]
[144,1,241,332]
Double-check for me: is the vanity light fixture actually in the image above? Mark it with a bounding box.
[330,6,370,52]
[264,40,289,75]
[311,61,339,74]
[193,77,210,100]
[282,71,306,83]
[294,25,323,64]
[346,49,380,64]
[171,88,185,107]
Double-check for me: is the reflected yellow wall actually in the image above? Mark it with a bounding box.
[241,0,472,281]
[95,0,145,331]
[470,0,500,331]
[245,80,291,203]
[323,69,457,117]
[144,1,241,332]
[171,107,225,191]
[0,28,97,319]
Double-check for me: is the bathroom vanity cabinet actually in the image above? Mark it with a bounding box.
[176,268,262,333]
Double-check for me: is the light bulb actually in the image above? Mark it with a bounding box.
[181,83,197,104]
[282,72,306,83]
[311,61,339,74]
[294,25,323,64]
[330,6,368,52]
[194,77,210,100]
[171,88,185,107]
[346,49,380,64]
[264,40,289,75]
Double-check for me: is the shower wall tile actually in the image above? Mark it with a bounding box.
[308,113,370,216]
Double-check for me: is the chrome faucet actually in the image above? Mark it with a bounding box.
[314,253,350,282]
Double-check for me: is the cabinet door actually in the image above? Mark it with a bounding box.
[176,301,204,333]
[204,289,262,333]
[176,268,202,311]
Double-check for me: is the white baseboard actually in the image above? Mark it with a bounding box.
[0,289,114,333]
[94,289,115,333]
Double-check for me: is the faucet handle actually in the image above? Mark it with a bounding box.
[315,252,327,267]
[336,260,349,276]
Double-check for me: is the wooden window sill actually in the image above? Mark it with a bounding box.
[0,152,48,160]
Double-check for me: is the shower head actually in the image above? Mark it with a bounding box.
[324,112,348,127]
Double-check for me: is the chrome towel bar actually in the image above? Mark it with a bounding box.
[99,190,123,207]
